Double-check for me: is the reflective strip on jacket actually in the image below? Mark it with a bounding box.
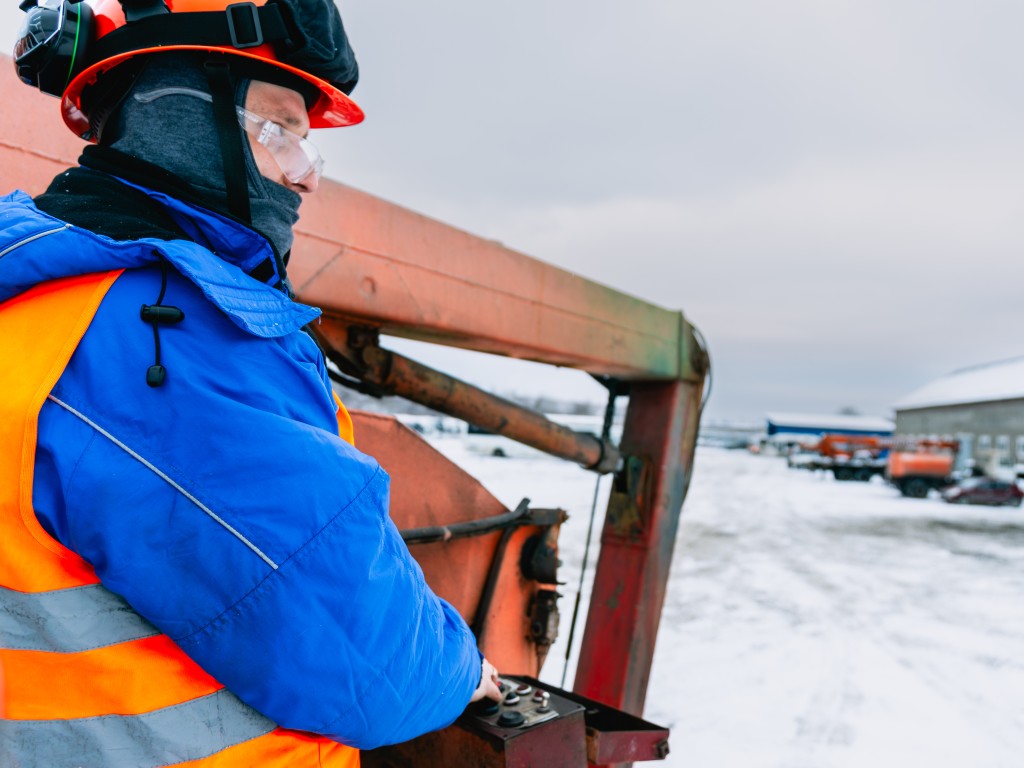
[0,184,482,764]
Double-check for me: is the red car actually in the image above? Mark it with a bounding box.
[941,478,1023,507]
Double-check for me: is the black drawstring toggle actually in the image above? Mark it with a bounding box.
[146,363,167,388]
[141,260,185,388]
[140,305,185,324]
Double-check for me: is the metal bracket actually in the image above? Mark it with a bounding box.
[527,588,560,669]
[605,454,649,541]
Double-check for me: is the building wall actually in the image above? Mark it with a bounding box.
[895,398,1024,470]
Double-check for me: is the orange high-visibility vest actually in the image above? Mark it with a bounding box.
[0,272,358,767]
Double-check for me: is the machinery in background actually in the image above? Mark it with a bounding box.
[811,434,889,482]
[886,439,960,498]
[787,434,962,499]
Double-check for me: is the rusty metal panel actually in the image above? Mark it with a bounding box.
[573,379,705,716]
[514,679,670,765]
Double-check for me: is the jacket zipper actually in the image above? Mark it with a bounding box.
[0,224,70,260]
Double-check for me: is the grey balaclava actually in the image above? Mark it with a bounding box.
[103,53,301,258]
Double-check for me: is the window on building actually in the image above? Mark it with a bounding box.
[978,434,992,452]
[956,434,975,470]
[1016,436,1024,461]
[996,435,1012,466]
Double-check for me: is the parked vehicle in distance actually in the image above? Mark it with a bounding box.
[784,435,889,481]
[887,450,956,498]
[818,435,889,482]
[941,477,1023,507]
[789,435,960,489]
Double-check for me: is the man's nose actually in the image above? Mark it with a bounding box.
[295,173,319,194]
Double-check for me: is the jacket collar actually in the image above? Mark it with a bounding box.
[111,174,283,287]
[76,145,291,290]
[0,187,319,339]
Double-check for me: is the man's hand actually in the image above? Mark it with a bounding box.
[470,657,502,702]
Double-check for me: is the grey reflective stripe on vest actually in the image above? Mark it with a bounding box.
[0,583,159,653]
[0,689,277,767]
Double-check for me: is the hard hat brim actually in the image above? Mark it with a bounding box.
[62,44,365,139]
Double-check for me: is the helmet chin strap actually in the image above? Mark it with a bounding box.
[203,60,251,225]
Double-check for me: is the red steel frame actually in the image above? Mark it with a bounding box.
[0,59,708,726]
[574,380,705,714]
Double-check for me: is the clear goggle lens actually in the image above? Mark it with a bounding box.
[239,110,324,184]
[133,86,323,185]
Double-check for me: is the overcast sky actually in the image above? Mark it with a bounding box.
[7,2,1024,423]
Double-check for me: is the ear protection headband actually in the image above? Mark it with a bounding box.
[14,0,96,97]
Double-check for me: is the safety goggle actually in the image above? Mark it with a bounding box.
[134,86,324,184]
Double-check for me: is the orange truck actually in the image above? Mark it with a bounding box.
[887,450,957,498]
[815,434,889,482]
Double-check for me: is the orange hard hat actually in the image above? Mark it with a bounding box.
[55,0,364,138]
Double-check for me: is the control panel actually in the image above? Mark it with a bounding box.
[470,678,561,729]
[363,675,668,768]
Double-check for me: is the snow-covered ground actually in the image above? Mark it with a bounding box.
[427,438,1024,767]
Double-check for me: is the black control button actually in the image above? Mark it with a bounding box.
[497,710,526,727]
[537,705,551,714]
[504,692,521,705]
[474,700,500,716]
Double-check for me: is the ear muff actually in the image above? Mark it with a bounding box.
[14,0,94,97]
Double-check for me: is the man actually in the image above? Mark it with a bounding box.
[0,0,500,765]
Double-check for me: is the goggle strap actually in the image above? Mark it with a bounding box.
[204,60,252,225]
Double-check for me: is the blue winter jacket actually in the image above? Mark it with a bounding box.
[0,182,482,748]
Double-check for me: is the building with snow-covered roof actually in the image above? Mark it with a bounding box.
[893,356,1024,471]
[765,412,894,441]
